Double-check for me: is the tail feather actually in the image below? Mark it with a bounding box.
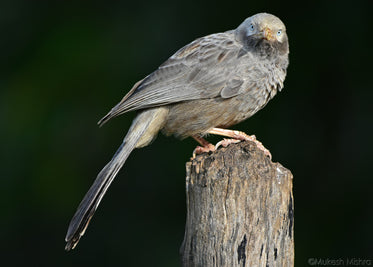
[65,110,156,251]
[64,142,132,250]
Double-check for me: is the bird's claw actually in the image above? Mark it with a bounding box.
[214,136,271,160]
[191,143,216,159]
[215,138,241,150]
[241,135,272,160]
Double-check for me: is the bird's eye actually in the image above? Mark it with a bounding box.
[277,30,282,36]
[249,24,255,32]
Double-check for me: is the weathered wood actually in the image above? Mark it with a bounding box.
[180,141,294,267]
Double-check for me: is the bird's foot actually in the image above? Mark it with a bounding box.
[215,138,241,150]
[240,134,272,160]
[192,136,216,159]
[192,144,215,159]
[208,128,272,160]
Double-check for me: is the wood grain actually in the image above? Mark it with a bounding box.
[180,141,294,267]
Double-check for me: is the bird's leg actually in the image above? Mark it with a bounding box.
[208,128,272,159]
[192,136,215,158]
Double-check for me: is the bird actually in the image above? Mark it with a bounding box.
[65,12,289,250]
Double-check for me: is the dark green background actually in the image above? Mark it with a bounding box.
[1,1,372,266]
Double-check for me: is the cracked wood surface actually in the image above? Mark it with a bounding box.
[180,141,294,267]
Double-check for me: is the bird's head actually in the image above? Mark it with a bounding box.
[235,13,289,57]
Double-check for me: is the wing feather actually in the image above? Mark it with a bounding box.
[99,31,249,125]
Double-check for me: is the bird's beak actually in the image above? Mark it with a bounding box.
[262,27,275,41]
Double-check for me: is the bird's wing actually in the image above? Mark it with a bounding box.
[99,31,248,126]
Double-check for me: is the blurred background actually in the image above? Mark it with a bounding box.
[1,0,372,266]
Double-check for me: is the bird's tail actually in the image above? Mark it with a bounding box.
[65,108,167,250]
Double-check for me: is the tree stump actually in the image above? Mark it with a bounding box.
[180,141,294,267]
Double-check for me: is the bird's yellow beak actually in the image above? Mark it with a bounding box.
[263,27,274,41]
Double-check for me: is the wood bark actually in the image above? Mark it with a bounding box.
[180,141,294,267]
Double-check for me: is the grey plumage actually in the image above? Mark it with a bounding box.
[65,12,289,250]
[65,107,168,250]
